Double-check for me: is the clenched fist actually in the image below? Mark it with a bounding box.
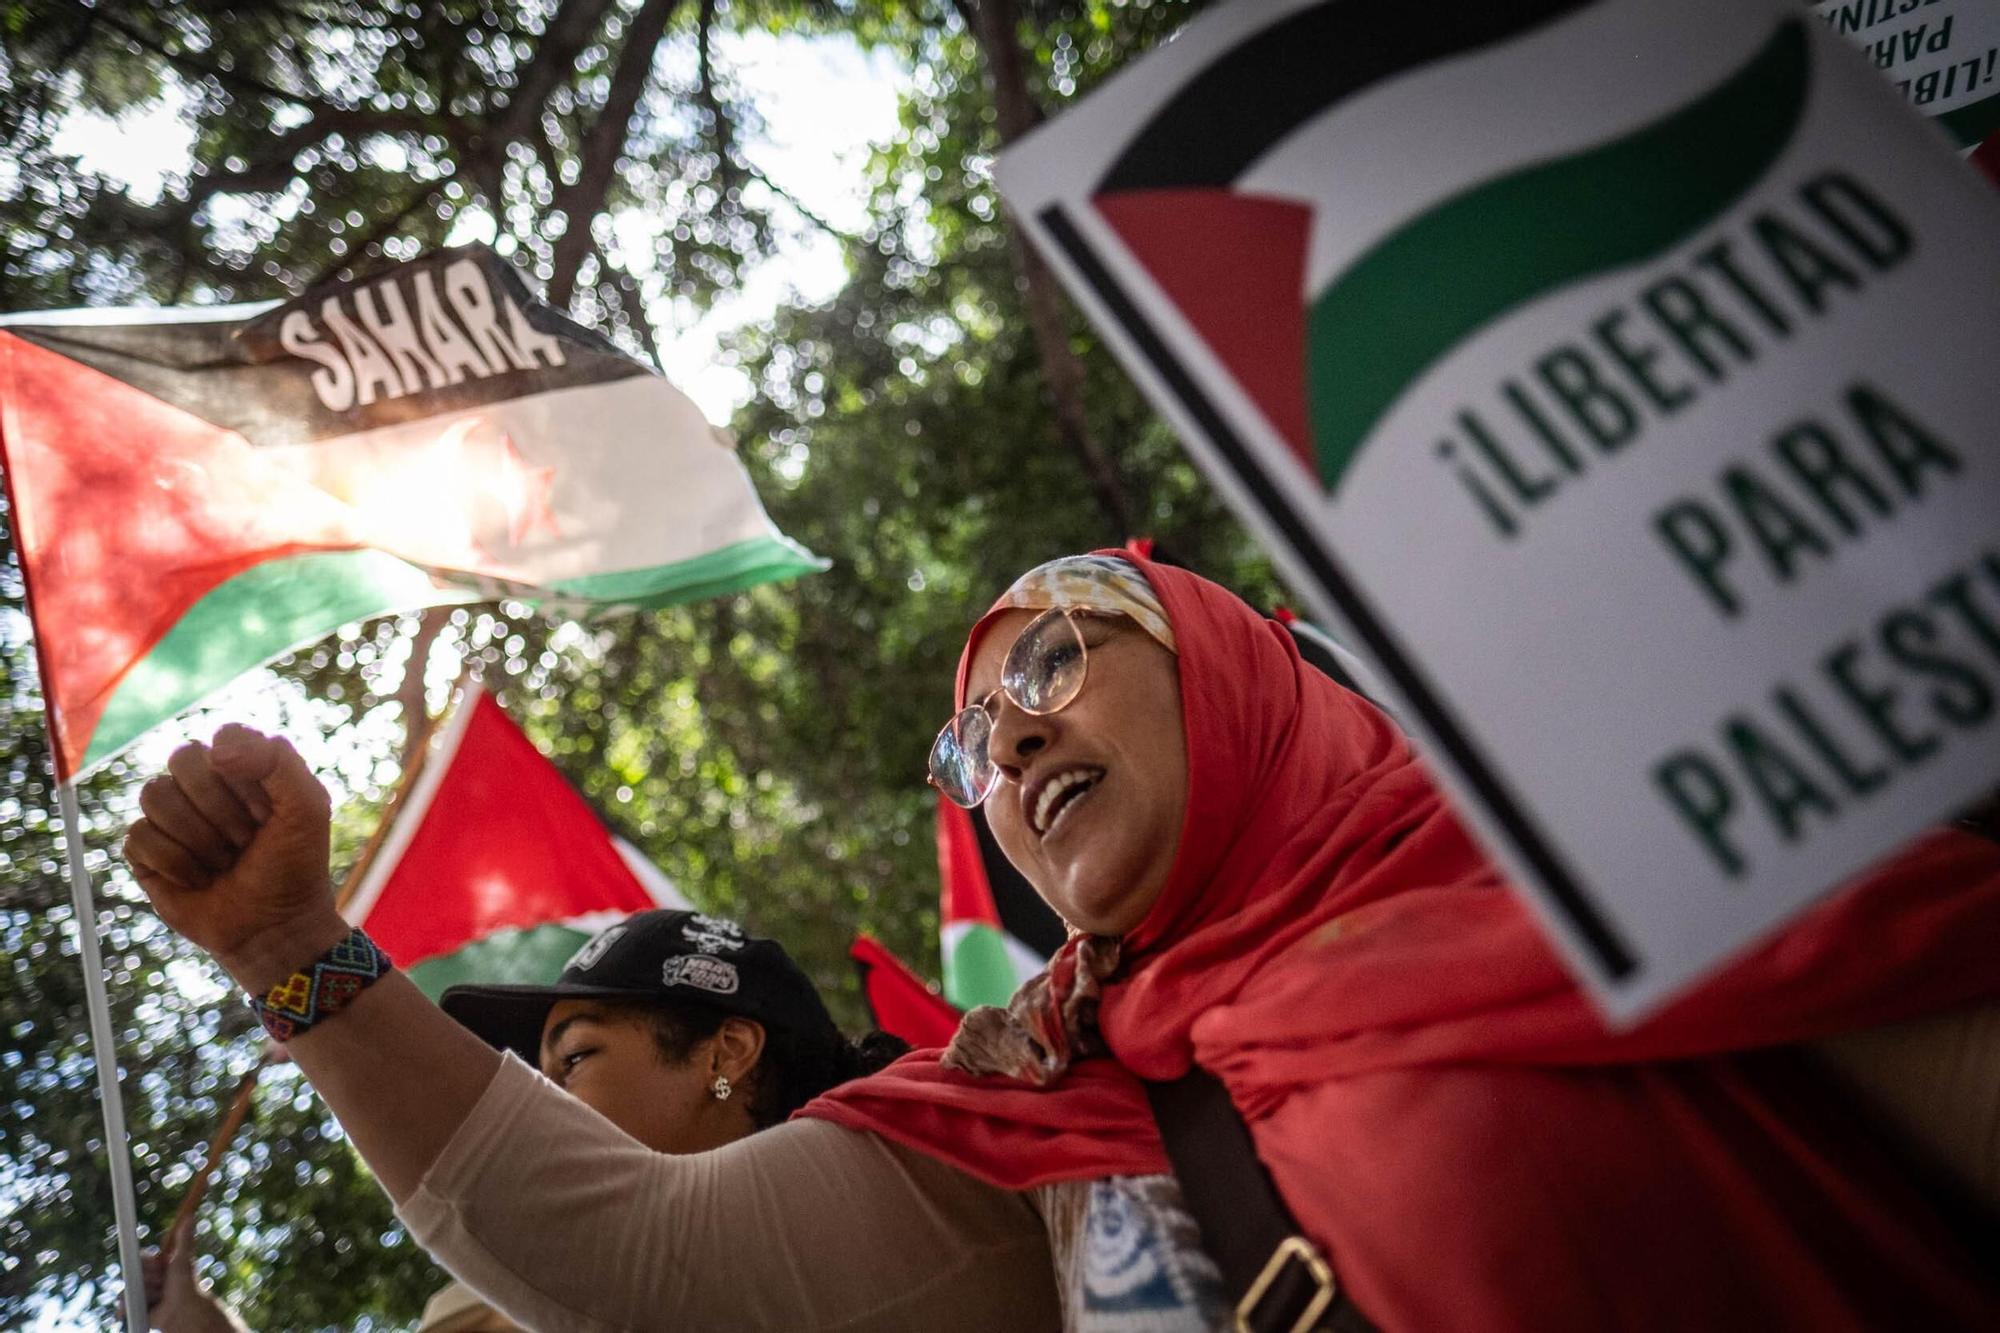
[125,725,348,991]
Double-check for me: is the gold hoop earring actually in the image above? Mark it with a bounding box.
[711,1074,732,1102]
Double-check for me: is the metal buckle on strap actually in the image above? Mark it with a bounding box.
[1234,1234,1335,1333]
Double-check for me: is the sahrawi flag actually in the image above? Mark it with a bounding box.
[0,245,823,779]
[347,686,688,997]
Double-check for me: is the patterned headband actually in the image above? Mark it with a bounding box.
[995,554,1176,653]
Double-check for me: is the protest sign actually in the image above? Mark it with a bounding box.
[1814,0,2000,155]
[995,0,2000,1018]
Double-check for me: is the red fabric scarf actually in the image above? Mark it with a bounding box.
[803,553,2000,1329]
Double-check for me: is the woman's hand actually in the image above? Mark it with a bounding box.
[138,1215,247,1333]
[124,725,347,991]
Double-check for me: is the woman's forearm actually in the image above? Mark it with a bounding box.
[274,957,504,1203]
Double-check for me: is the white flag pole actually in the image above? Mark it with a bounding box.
[54,777,150,1333]
[3,414,149,1331]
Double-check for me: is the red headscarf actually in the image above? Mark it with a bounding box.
[803,552,2000,1328]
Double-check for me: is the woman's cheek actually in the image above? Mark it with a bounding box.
[986,800,1035,873]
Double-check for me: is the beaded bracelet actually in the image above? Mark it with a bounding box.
[249,928,393,1042]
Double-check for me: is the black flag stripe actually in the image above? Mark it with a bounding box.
[3,248,648,449]
[1097,0,1597,194]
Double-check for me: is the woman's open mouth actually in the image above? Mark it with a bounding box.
[1032,766,1104,837]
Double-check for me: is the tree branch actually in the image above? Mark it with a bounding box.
[740,159,856,244]
[485,0,622,149]
[309,182,440,288]
[73,0,338,114]
[395,608,452,765]
[547,0,682,308]
[594,241,666,370]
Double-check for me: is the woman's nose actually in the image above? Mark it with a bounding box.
[987,696,1053,778]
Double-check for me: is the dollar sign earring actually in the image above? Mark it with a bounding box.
[712,1074,733,1102]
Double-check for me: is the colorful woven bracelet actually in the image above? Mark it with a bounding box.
[249,928,393,1043]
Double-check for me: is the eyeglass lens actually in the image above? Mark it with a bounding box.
[1002,611,1088,714]
[930,705,996,807]
[931,610,1091,806]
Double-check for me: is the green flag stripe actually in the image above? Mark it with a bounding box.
[548,533,829,608]
[1306,18,1809,492]
[85,550,470,771]
[943,922,1024,1011]
[404,922,593,1002]
[83,535,827,773]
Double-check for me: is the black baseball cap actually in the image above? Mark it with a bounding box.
[441,909,841,1065]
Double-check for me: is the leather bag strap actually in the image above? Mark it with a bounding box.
[1145,1067,1373,1333]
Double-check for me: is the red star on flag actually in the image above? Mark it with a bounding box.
[489,432,561,546]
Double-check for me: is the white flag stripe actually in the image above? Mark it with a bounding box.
[268,373,781,587]
[614,835,693,912]
[1238,5,1784,293]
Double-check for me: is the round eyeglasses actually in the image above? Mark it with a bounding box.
[927,608,1113,808]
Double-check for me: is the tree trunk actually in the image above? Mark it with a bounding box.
[965,0,1139,540]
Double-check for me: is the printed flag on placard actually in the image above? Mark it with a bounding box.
[1081,2,1819,494]
[0,246,824,779]
[937,798,1063,1010]
[997,0,2000,1018]
[850,935,962,1048]
[348,687,688,997]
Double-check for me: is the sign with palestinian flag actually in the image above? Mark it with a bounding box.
[347,687,688,998]
[1813,0,2000,174]
[0,246,823,780]
[997,0,2000,1018]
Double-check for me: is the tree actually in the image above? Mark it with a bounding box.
[1,0,1278,1325]
[1,0,828,353]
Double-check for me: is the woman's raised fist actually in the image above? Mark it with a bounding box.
[124,725,347,991]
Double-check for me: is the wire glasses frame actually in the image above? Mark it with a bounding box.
[927,607,1111,808]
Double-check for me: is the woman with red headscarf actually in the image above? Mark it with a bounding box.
[807,549,2000,1329]
[124,551,2000,1331]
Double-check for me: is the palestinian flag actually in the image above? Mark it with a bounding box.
[1046,0,1812,495]
[0,246,823,779]
[936,798,1064,1010]
[347,687,688,998]
[850,935,962,1048]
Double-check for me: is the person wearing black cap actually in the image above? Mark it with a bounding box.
[442,907,896,1153]
[405,908,906,1331]
[142,908,905,1333]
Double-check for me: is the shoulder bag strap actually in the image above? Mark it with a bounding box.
[1146,1067,1375,1333]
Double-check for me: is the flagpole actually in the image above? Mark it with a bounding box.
[4,405,149,1331]
[56,778,151,1333]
